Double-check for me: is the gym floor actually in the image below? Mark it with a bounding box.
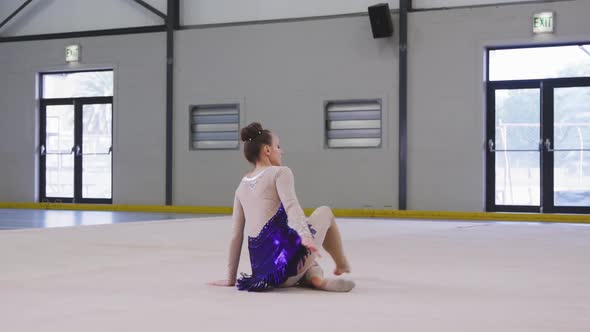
[1,211,588,331]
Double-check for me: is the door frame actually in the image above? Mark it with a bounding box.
[39,97,113,204]
[486,77,590,213]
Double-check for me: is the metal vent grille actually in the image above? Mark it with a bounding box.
[325,100,382,148]
[190,104,240,150]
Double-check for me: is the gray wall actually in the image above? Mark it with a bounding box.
[0,33,167,204]
[1,0,590,211]
[407,0,590,211]
[174,17,398,209]
[180,0,398,25]
[0,0,166,36]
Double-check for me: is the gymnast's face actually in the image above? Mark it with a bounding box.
[264,133,283,166]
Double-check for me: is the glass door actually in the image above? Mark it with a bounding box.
[80,100,113,202]
[39,70,113,204]
[39,97,113,203]
[486,83,542,212]
[543,79,590,213]
[40,101,76,202]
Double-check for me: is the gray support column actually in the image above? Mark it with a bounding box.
[165,0,179,205]
[399,0,410,210]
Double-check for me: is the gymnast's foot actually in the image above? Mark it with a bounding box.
[311,276,355,292]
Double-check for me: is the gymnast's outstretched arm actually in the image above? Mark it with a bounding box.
[209,194,245,287]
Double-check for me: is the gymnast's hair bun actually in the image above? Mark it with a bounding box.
[240,122,272,164]
[240,122,265,142]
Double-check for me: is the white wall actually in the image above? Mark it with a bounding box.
[1,0,590,211]
[412,0,563,9]
[0,0,166,36]
[181,0,397,25]
[0,0,571,36]
[174,17,398,209]
[408,0,590,211]
[180,0,556,25]
[0,33,167,204]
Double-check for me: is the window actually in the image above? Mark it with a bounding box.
[42,71,113,98]
[325,100,382,148]
[489,44,590,81]
[190,104,240,150]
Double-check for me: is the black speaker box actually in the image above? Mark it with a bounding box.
[368,3,393,38]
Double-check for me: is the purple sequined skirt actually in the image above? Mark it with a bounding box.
[237,204,309,292]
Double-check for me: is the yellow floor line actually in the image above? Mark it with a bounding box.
[1,202,589,223]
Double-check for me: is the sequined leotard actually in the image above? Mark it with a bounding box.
[225,166,319,291]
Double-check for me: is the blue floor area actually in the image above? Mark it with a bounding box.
[0,209,209,230]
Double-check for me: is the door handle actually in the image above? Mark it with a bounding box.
[40,145,46,156]
[544,139,554,152]
[71,145,81,156]
[488,139,496,152]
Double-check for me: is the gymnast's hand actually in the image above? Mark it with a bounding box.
[302,237,321,257]
[208,279,235,287]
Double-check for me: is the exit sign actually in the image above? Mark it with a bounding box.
[533,12,554,34]
[65,45,80,63]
